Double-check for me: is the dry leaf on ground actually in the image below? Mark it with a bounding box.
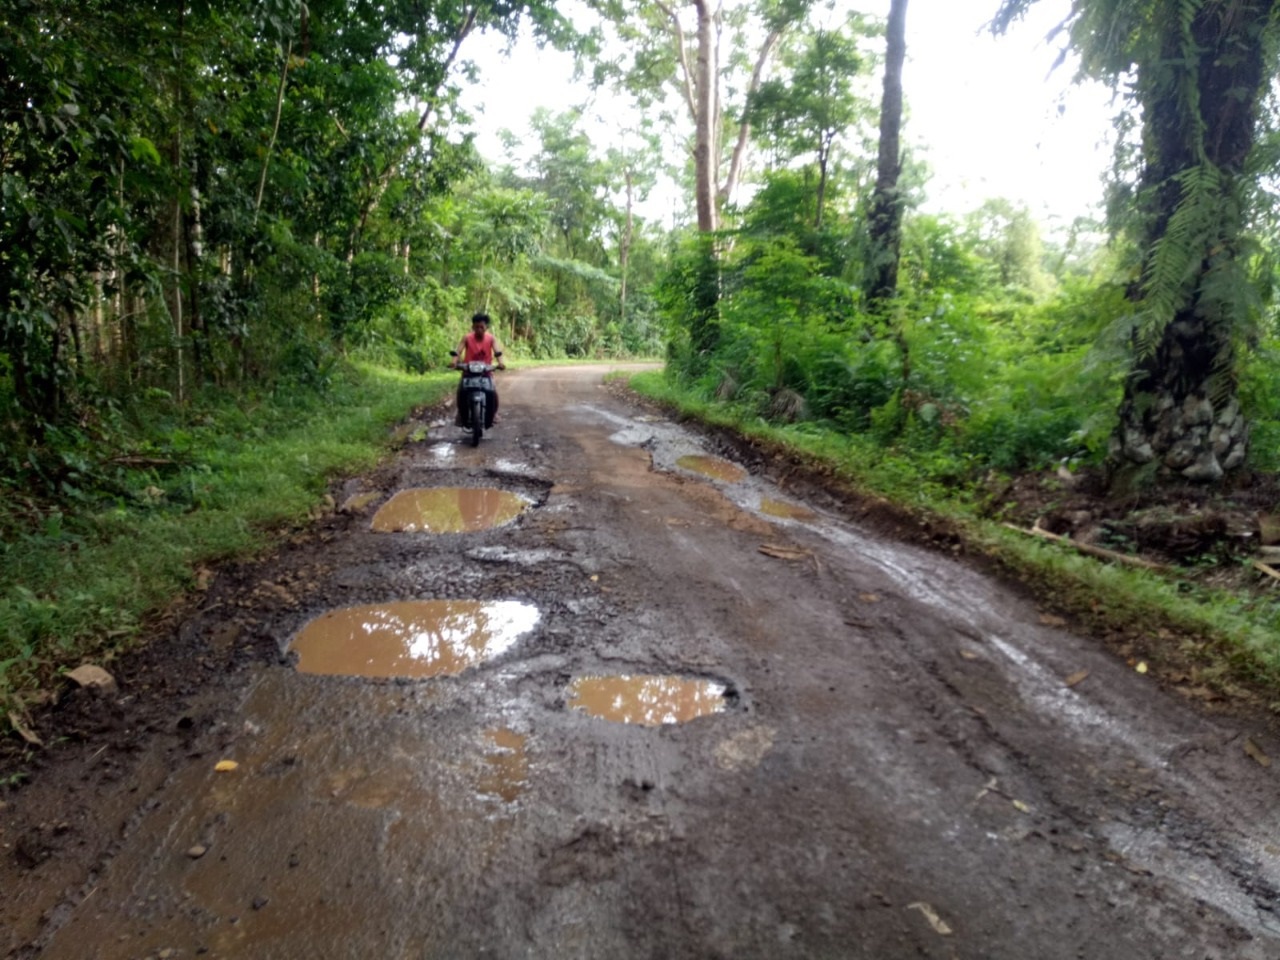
[1244,738,1272,768]
[758,544,810,561]
[7,712,42,747]
[907,902,953,936]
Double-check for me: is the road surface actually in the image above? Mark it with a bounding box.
[3,364,1278,959]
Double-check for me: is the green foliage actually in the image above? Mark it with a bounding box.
[0,361,448,711]
[0,0,575,436]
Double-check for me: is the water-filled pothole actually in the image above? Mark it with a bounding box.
[371,487,530,533]
[760,498,816,522]
[291,600,540,678]
[566,674,728,726]
[676,455,746,484]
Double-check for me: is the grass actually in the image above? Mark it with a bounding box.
[626,370,1280,700]
[0,361,454,717]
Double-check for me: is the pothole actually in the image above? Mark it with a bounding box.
[370,487,531,533]
[760,498,816,522]
[291,600,540,678]
[566,674,729,726]
[676,455,746,484]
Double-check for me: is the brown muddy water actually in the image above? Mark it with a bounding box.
[370,487,530,533]
[566,674,728,726]
[760,497,817,522]
[291,600,540,678]
[676,455,746,484]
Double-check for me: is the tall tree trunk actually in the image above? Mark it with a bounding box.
[171,0,187,404]
[1109,1,1275,484]
[254,40,292,225]
[691,0,717,232]
[867,0,908,306]
[620,168,634,326]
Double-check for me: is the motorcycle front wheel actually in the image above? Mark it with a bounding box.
[471,394,484,447]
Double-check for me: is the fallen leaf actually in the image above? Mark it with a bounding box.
[1064,670,1090,688]
[959,650,980,661]
[858,593,882,603]
[66,664,118,694]
[214,760,239,773]
[1038,613,1067,627]
[758,543,810,561]
[1135,661,1149,675]
[195,567,215,590]
[907,902,953,936]
[1244,738,1272,768]
[7,711,43,747]
[589,575,599,582]
[1012,799,1031,814]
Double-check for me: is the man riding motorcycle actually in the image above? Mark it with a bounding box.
[454,312,505,428]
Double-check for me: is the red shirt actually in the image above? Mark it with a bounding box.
[461,330,497,364]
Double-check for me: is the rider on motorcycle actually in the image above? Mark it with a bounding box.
[454,312,505,428]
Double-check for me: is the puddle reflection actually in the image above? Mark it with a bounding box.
[292,600,540,678]
[677,455,746,484]
[760,498,816,522]
[567,674,728,726]
[371,487,530,533]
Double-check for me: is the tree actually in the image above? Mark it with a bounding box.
[746,18,875,228]
[866,0,908,306]
[602,0,813,232]
[995,0,1280,484]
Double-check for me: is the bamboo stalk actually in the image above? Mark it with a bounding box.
[1002,522,1170,572]
[1251,560,1280,583]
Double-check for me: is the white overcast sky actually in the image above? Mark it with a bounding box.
[457,0,1116,229]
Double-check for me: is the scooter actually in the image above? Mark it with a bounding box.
[450,350,503,447]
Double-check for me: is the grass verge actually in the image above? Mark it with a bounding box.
[626,370,1280,705]
[0,361,453,719]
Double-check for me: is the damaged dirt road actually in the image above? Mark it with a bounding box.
[3,364,1279,959]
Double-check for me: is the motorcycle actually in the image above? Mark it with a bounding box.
[450,349,503,447]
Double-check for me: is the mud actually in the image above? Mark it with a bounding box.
[2,364,1278,959]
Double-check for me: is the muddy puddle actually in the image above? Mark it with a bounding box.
[371,487,531,533]
[291,600,540,678]
[760,498,816,522]
[676,454,746,484]
[566,674,728,726]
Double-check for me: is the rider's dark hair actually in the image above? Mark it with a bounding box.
[471,312,491,326]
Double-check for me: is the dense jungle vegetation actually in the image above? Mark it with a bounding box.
[5,0,1280,716]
